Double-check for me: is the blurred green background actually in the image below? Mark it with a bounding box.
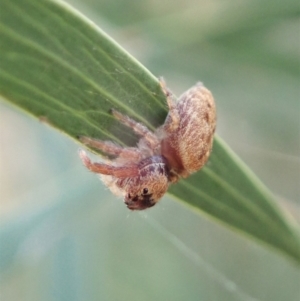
[0,0,299,300]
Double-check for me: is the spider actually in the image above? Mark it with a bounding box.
[79,79,216,210]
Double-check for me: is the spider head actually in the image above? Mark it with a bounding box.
[124,189,155,210]
[123,156,169,210]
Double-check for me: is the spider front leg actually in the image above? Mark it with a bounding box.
[159,78,180,132]
[79,150,139,178]
[79,136,142,161]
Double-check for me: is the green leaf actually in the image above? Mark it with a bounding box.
[0,0,299,262]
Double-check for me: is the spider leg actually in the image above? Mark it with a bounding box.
[79,150,139,177]
[79,136,142,160]
[158,77,180,132]
[111,109,160,149]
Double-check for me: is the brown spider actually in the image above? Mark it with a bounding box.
[79,79,216,210]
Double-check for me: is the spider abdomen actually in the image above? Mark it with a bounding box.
[162,83,216,176]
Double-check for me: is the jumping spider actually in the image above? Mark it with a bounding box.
[79,79,216,210]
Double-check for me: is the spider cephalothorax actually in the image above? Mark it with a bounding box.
[121,156,170,210]
[79,79,216,210]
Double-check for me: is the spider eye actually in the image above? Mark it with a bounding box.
[127,193,131,199]
[142,188,148,195]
